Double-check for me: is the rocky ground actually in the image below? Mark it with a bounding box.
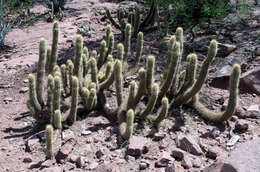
[0,0,259,172]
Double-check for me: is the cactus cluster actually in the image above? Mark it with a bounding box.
[27,22,240,158]
[105,0,158,39]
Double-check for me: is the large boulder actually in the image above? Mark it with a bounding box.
[203,138,260,172]
[240,67,260,95]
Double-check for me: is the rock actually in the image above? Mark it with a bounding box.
[93,163,121,172]
[40,167,63,172]
[3,97,13,103]
[181,156,192,169]
[155,152,175,168]
[192,158,201,168]
[19,87,29,93]
[165,162,185,172]
[76,156,85,168]
[203,139,260,172]
[235,119,249,132]
[171,148,186,160]
[206,147,218,159]
[88,162,99,170]
[26,138,40,152]
[153,132,165,141]
[127,136,149,158]
[56,139,76,161]
[68,155,78,163]
[96,149,104,159]
[217,43,237,57]
[245,104,260,118]
[23,156,32,163]
[81,130,92,136]
[64,162,76,171]
[40,159,55,168]
[139,162,148,170]
[210,128,220,139]
[210,56,242,88]
[240,66,260,95]
[230,115,238,122]
[178,135,203,156]
[62,129,75,142]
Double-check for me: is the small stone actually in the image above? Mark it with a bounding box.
[153,133,165,141]
[245,104,260,118]
[210,128,220,138]
[192,158,201,168]
[178,135,203,156]
[23,79,29,83]
[20,87,29,93]
[68,155,78,163]
[235,119,249,132]
[206,148,218,160]
[96,149,104,159]
[139,162,148,170]
[76,156,85,168]
[181,156,192,169]
[41,159,55,168]
[81,130,92,136]
[23,157,32,163]
[127,136,150,158]
[40,166,63,172]
[62,129,75,142]
[171,148,186,160]
[26,138,40,152]
[89,162,99,170]
[4,97,13,103]
[64,162,76,171]
[56,139,76,162]
[155,152,174,168]
[230,115,238,122]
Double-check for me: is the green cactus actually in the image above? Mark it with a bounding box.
[49,21,59,74]
[28,74,42,112]
[69,76,79,123]
[45,124,53,158]
[53,109,62,129]
[60,64,68,94]
[132,68,146,109]
[36,38,47,106]
[91,50,97,59]
[124,24,131,61]
[192,64,241,122]
[107,33,114,56]
[163,36,176,81]
[154,97,169,129]
[53,76,61,115]
[146,55,155,95]
[117,43,124,61]
[106,25,112,44]
[46,47,52,73]
[86,88,97,110]
[74,35,83,86]
[47,75,54,118]
[174,40,218,106]
[89,58,98,90]
[175,27,184,54]
[177,70,186,91]
[67,60,74,94]
[115,60,123,107]
[97,40,107,69]
[134,32,143,68]
[133,7,141,37]
[141,83,159,119]
[158,42,181,101]
[127,81,136,110]
[118,108,135,140]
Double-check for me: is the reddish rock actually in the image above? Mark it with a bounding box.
[155,152,174,168]
[40,159,55,168]
[171,148,186,160]
[127,136,149,158]
[56,139,76,161]
[40,166,62,172]
[206,147,218,160]
[62,129,75,142]
[153,133,165,141]
[96,149,104,159]
[178,135,203,156]
[235,119,249,132]
[181,155,192,169]
[23,157,32,163]
[93,163,121,172]
[76,156,85,168]
[240,66,260,95]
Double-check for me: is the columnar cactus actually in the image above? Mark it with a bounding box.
[192,64,241,123]
[45,124,53,158]
[49,21,59,74]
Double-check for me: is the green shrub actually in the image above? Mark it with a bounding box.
[158,0,230,29]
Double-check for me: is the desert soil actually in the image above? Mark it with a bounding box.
[0,0,259,172]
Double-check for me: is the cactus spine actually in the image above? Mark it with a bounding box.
[124,24,131,61]
[97,40,107,69]
[28,74,41,112]
[74,35,83,86]
[127,81,136,110]
[53,76,61,115]
[118,109,135,140]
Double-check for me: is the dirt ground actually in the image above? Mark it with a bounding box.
[0,0,259,171]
